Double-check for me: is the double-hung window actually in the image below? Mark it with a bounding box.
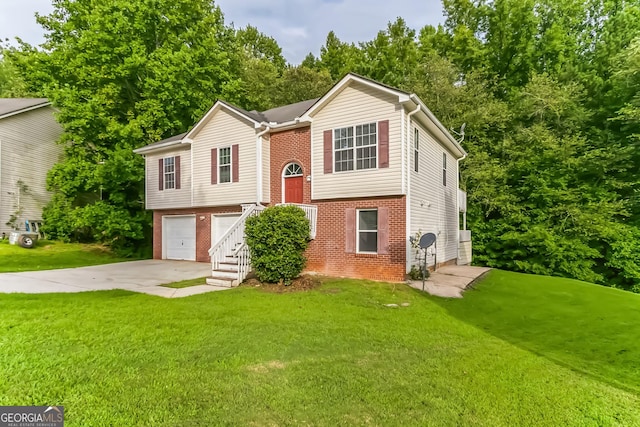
[219,147,231,183]
[442,152,447,186]
[357,209,378,253]
[414,128,419,173]
[334,123,377,172]
[163,156,175,190]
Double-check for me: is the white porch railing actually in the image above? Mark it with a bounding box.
[277,203,317,239]
[208,204,264,283]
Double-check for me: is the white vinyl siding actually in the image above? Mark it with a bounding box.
[408,118,459,268]
[312,82,402,199]
[192,108,257,207]
[0,106,63,236]
[145,149,191,210]
[262,134,270,203]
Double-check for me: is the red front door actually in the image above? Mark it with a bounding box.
[284,176,303,203]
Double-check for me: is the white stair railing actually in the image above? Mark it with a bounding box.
[276,203,317,239]
[208,204,264,283]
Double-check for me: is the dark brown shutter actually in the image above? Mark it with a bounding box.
[211,148,217,185]
[232,144,239,183]
[323,130,333,174]
[345,208,356,253]
[175,156,181,190]
[377,207,389,255]
[158,158,164,191]
[378,120,389,168]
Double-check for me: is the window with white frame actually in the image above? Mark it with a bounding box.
[357,209,378,253]
[164,156,175,190]
[219,147,231,183]
[442,152,447,186]
[414,128,419,173]
[334,123,377,172]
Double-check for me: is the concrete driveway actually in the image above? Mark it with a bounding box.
[0,260,227,298]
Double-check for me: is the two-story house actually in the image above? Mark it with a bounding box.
[0,98,63,237]
[134,74,470,285]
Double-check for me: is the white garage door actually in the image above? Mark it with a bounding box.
[164,216,196,261]
[212,214,242,246]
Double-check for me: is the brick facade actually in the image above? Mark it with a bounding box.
[269,127,312,205]
[153,126,409,281]
[268,126,407,281]
[305,196,406,282]
[153,206,242,262]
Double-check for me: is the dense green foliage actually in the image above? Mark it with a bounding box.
[1,273,639,424]
[4,0,640,288]
[245,206,310,283]
[304,5,640,291]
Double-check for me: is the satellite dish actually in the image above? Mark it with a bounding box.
[419,233,436,249]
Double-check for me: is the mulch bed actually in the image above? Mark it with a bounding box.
[243,274,322,293]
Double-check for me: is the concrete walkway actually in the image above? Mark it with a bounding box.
[0,260,231,298]
[408,265,491,298]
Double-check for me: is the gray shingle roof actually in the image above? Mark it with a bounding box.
[0,98,50,118]
[260,98,319,123]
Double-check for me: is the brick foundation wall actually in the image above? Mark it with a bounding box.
[269,127,312,205]
[153,206,242,262]
[305,196,407,282]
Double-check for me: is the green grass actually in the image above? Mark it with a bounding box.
[161,277,207,288]
[0,240,136,272]
[1,271,639,426]
[433,269,640,394]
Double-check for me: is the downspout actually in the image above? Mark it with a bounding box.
[256,125,270,206]
[456,134,467,264]
[405,104,421,273]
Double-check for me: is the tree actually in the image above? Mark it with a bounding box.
[0,50,32,97]
[8,0,239,255]
[318,31,363,80]
[271,66,333,107]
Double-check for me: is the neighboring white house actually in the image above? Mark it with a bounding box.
[0,99,63,237]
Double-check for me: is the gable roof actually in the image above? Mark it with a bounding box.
[0,98,50,119]
[135,73,466,158]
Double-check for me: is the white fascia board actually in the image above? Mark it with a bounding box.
[299,73,409,121]
[185,101,259,140]
[133,140,190,155]
[0,102,52,120]
[407,95,467,158]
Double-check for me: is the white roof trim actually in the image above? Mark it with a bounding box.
[298,74,407,121]
[408,94,467,158]
[0,101,52,120]
[185,101,259,140]
[133,140,190,155]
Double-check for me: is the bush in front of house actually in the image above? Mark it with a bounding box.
[245,205,310,284]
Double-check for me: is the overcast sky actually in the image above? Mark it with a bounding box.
[0,0,445,64]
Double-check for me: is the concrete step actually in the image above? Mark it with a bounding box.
[210,269,238,280]
[218,262,239,272]
[206,276,238,287]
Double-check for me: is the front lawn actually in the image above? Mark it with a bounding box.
[0,271,638,425]
[0,240,138,272]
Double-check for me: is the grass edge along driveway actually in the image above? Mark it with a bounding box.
[0,240,141,272]
[0,270,638,426]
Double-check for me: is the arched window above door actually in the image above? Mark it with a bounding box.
[283,162,303,177]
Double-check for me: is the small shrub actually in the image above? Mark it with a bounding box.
[409,264,430,280]
[245,205,310,283]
